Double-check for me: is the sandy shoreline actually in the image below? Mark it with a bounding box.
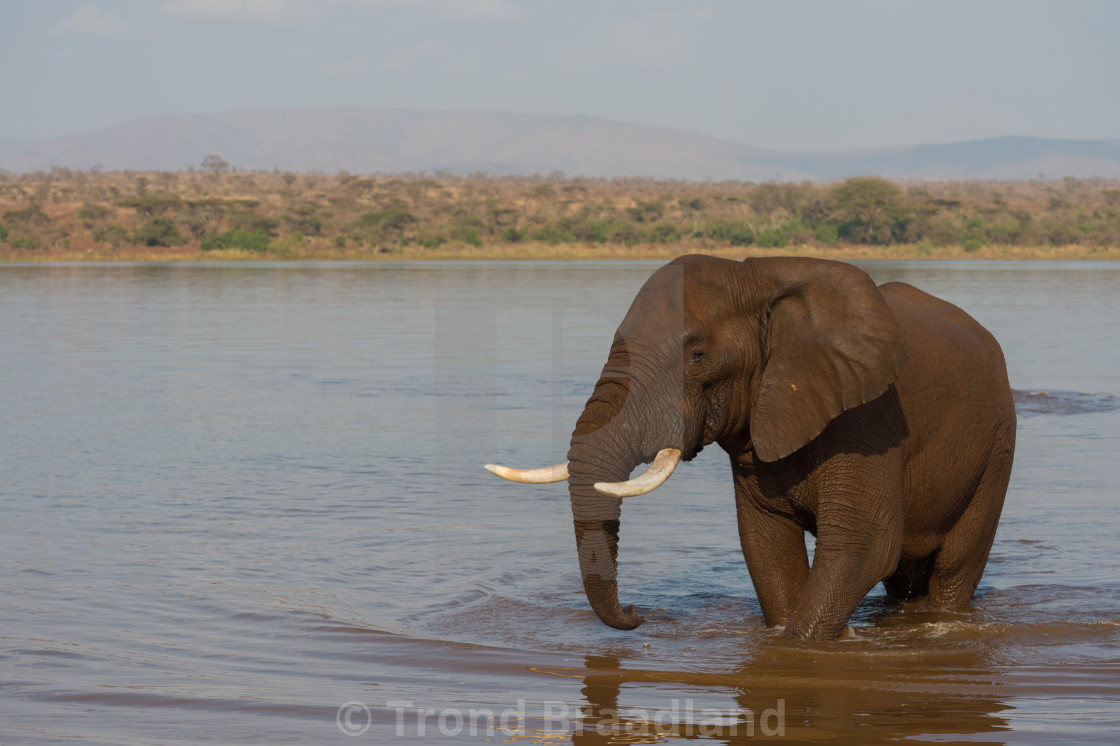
[3,242,1118,263]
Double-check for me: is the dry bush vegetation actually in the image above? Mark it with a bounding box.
[2,166,1119,261]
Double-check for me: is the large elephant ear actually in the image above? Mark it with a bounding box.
[748,259,906,462]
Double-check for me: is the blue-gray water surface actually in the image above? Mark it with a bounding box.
[1,260,1118,744]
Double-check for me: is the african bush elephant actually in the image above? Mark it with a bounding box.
[487,255,1015,640]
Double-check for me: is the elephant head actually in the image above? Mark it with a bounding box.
[487,255,906,629]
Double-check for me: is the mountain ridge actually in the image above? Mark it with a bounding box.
[2,108,1118,181]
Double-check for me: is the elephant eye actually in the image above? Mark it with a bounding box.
[689,350,704,365]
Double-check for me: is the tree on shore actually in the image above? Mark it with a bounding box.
[201,155,230,175]
[832,177,905,244]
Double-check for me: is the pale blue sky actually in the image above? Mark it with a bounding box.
[2,0,1117,151]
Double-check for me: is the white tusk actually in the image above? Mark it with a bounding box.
[484,461,569,484]
[594,448,682,497]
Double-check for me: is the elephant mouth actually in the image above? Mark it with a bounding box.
[682,412,721,462]
[681,442,704,462]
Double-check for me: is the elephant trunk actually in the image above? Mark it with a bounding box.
[568,435,644,630]
[566,336,671,630]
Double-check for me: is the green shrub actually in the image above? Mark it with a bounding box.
[77,204,111,223]
[335,235,347,248]
[961,237,984,253]
[358,208,418,233]
[913,214,963,246]
[626,201,665,223]
[608,220,641,246]
[814,223,840,245]
[200,228,270,252]
[271,232,305,259]
[135,217,184,247]
[648,220,682,243]
[3,204,51,228]
[728,225,755,246]
[355,208,418,249]
[118,194,182,217]
[228,210,280,236]
[9,234,41,250]
[0,222,7,242]
[781,218,815,244]
[756,226,789,248]
[529,225,563,245]
[586,219,614,243]
[93,224,129,248]
[558,216,612,243]
[983,220,1025,245]
[1043,219,1080,246]
[501,227,524,242]
[285,206,324,236]
[177,212,208,240]
[708,220,754,246]
[450,224,483,247]
[416,230,446,249]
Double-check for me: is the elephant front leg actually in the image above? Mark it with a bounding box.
[734,480,810,628]
[783,494,904,640]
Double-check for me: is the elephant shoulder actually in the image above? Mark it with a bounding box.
[876,280,927,302]
[877,282,1008,372]
[878,282,987,333]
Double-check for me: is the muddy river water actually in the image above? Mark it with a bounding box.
[2,260,1118,743]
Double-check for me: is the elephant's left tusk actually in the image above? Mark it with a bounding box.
[594,448,682,497]
[484,462,570,484]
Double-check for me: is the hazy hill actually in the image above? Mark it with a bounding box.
[753,136,1120,181]
[0,137,37,164]
[2,108,1118,181]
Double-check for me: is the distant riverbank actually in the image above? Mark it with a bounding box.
[2,242,1117,262]
[3,169,1118,262]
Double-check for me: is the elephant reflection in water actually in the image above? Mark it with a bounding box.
[568,653,1011,744]
[572,655,781,741]
[489,256,1015,640]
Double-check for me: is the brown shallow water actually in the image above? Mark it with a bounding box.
[1,261,1119,743]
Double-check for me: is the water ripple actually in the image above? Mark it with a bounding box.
[1014,389,1120,416]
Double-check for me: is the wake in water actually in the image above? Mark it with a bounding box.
[1014,389,1120,416]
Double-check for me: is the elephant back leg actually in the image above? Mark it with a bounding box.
[928,428,1015,609]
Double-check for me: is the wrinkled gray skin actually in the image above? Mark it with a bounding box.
[569,255,1015,639]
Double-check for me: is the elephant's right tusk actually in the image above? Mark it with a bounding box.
[484,462,570,484]
[594,448,682,497]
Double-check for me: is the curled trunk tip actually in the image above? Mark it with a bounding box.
[574,520,644,630]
